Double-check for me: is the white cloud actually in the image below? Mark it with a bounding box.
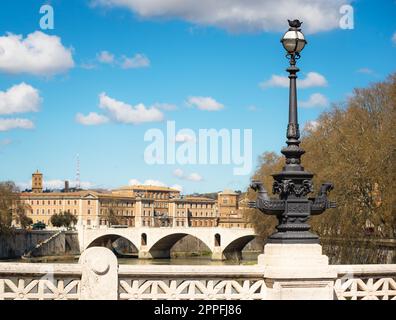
[187,96,224,111]
[173,168,184,178]
[95,51,150,69]
[128,179,141,186]
[172,168,203,181]
[260,72,327,89]
[43,180,94,190]
[99,92,164,124]
[357,68,373,74]
[304,120,319,132]
[91,0,350,34]
[247,105,259,112]
[127,179,183,192]
[0,83,41,115]
[187,172,203,181]
[0,118,34,131]
[80,63,97,70]
[121,53,150,69]
[0,138,12,146]
[171,184,183,192]
[300,93,329,108]
[152,103,177,111]
[392,32,396,44]
[17,179,95,190]
[128,179,168,187]
[0,31,74,76]
[75,112,109,126]
[97,50,114,63]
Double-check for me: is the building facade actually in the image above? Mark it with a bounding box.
[20,171,250,229]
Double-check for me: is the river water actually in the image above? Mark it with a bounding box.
[2,253,259,265]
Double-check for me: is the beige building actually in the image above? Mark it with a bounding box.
[217,189,250,228]
[20,171,250,229]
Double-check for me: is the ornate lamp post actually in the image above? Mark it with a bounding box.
[249,19,336,244]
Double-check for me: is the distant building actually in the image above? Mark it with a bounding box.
[31,170,43,193]
[19,171,251,229]
[217,189,248,228]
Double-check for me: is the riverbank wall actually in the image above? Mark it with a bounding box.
[0,230,80,259]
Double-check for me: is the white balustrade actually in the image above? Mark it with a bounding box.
[0,247,395,300]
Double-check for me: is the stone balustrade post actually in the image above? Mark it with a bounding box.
[79,247,118,300]
[259,244,338,300]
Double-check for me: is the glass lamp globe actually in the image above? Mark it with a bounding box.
[281,30,306,54]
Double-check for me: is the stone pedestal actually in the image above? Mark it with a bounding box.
[259,244,337,300]
[79,247,118,300]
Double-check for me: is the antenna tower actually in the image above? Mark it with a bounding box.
[76,153,81,189]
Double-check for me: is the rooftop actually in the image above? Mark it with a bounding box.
[114,185,181,192]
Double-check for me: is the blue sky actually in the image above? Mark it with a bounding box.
[0,0,395,194]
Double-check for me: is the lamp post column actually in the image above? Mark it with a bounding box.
[250,20,338,299]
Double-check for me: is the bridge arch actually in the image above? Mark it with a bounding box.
[222,235,256,260]
[147,233,212,259]
[86,234,139,257]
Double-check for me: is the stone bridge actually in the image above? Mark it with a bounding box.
[77,226,257,260]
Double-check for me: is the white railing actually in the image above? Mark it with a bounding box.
[332,265,396,300]
[0,263,81,300]
[0,247,395,300]
[118,265,267,300]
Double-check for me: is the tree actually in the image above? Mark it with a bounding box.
[244,73,396,263]
[50,212,77,230]
[0,181,31,232]
[0,181,16,233]
[50,213,64,228]
[243,152,282,238]
[62,211,77,229]
[15,212,33,229]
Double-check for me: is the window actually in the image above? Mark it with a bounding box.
[87,219,91,226]
[141,233,147,245]
[88,200,91,205]
[88,209,90,215]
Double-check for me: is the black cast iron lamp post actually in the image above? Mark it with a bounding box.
[249,19,336,244]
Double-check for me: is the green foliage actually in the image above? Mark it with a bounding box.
[50,211,77,230]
